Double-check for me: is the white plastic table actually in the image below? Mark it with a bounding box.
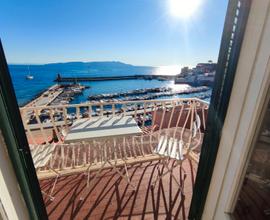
[64,115,142,143]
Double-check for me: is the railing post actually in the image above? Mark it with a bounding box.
[134,104,138,120]
[88,104,92,119]
[76,106,80,119]
[122,103,126,116]
[112,103,115,116]
[100,104,104,117]
[63,107,68,127]
[142,102,147,128]
[20,109,37,145]
[152,102,157,126]
[185,100,195,152]
[173,102,184,139]
[168,100,175,129]
[159,102,166,135]
[49,109,61,142]
[34,109,49,144]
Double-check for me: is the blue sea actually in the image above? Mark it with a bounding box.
[8,62,211,106]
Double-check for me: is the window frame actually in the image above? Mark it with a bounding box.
[201,0,270,219]
[0,0,252,219]
[0,40,48,220]
[188,0,251,219]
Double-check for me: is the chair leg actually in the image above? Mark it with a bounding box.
[151,166,161,189]
[41,190,54,201]
[84,163,93,187]
[80,161,107,201]
[88,161,107,188]
[151,158,167,189]
[87,168,91,188]
[152,158,184,190]
[43,168,61,201]
[163,160,185,190]
[49,175,59,201]
[107,160,136,190]
[124,162,136,190]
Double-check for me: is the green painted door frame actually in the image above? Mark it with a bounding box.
[0,40,48,220]
[188,0,251,219]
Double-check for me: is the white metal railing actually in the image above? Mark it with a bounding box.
[20,98,208,144]
[20,98,208,177]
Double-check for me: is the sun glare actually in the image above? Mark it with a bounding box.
[153,65,182,76]
[169,0,202,19]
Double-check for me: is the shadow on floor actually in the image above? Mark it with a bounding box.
[40,159,197,220]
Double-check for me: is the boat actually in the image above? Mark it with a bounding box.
[25,66,34,80]
[26,75,34,80]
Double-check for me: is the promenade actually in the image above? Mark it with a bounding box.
[24,84,63,108]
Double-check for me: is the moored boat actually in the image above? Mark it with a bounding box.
[25,66,34,80]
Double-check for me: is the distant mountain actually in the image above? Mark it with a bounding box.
[10,61,152,68]
[9,61,156,77]
[44,61,138,68]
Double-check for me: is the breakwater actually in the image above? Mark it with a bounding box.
[55,74,176,82]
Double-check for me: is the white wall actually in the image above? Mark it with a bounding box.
[0,130,29,220]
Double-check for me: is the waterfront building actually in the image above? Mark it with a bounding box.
[180,66,191,76]
[195,62,217,73]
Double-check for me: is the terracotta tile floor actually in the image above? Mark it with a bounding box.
[40,159,198,220]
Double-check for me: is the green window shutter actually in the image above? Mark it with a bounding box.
[0,40,48,220]
[188,0,251,219]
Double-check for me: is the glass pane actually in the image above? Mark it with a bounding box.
[233,99,270,219]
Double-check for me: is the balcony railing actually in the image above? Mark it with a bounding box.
[20,98,208,179]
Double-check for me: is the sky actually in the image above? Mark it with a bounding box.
[0,0,228,67]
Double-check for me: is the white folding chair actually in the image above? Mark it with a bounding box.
[152,135,185,189]
[31,143,60,200]
[152,110,202,188]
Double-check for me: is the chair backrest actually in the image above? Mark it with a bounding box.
[154,136,184,161]
[31,143,56,169]
[192,113,201,138]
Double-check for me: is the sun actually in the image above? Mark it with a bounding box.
[169,0,202,19]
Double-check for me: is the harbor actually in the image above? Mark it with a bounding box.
[88,86,210,102]
[10,62,216,107]
[16,65,213,152]
[17,63,214,127]
[23,82,210,110]
[22,81,211,128]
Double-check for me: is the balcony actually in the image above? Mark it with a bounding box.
[20,98,208,219]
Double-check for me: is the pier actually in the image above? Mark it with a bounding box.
[24,84,62,108]
[54,74,176,82]
[23,84,87,108]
